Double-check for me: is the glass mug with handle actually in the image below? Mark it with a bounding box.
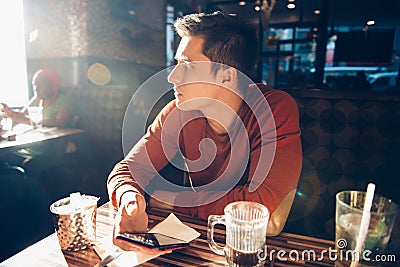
[208,201,270,267]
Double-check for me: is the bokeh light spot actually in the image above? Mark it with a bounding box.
[87,63,111,85]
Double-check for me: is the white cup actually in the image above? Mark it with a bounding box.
[27,106,43,128]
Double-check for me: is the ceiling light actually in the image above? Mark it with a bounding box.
[287,3,295,9]
[366,20,375,26]
[314,9,320,15]
[255,0,261,11]
[288,0,295,2]
[239,1,246,6]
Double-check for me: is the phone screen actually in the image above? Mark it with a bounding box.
[116,232,189,250]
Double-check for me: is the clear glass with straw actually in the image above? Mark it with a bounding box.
[335,184,398,266]
[27,99,43,129]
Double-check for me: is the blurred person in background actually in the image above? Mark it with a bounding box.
[1,69,73,128]
[1,69,76,193]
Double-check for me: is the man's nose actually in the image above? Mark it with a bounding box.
[167,64,184,86]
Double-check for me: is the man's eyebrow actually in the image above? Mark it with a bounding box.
[174,55,190,61]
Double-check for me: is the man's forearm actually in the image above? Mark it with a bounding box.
[107,161,144,208]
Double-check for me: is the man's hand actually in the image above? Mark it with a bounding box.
[114,191,148,235]
[113,192,150,251]
[148,190,176,210]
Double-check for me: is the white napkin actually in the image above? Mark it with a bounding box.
[93,213,200,267]
[148,213,200,242]
[93,235,165,267]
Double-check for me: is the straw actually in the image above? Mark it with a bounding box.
[350,183,375,267]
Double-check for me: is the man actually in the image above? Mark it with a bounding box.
[108,11,302,237]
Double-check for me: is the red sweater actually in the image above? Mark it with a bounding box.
[108,83,302,220]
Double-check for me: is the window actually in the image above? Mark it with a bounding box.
[0,0,29,107]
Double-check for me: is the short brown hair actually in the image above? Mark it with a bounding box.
[174,11,259,80]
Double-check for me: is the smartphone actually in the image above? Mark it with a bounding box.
[115,232,189,251]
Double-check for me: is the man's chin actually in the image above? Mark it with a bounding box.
[175,98,210,111]
[175,99,192,111]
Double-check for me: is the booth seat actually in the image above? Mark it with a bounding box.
[284,89,400,250]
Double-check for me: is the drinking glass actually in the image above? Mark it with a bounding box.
[27,106,43,128]
[208,201,270,267]
[335,190,398,266]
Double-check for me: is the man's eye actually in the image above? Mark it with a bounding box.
[183,61,192,69]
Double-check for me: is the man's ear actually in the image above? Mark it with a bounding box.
[221,67,237,85]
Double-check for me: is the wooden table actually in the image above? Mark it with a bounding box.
[0,202,341,267]
[0,125,85,151]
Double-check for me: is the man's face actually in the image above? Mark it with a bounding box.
[32,76,54,100]
[168,36,223,111]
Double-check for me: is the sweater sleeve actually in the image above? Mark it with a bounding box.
[174,90,302,220]
[107,101,179,208]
